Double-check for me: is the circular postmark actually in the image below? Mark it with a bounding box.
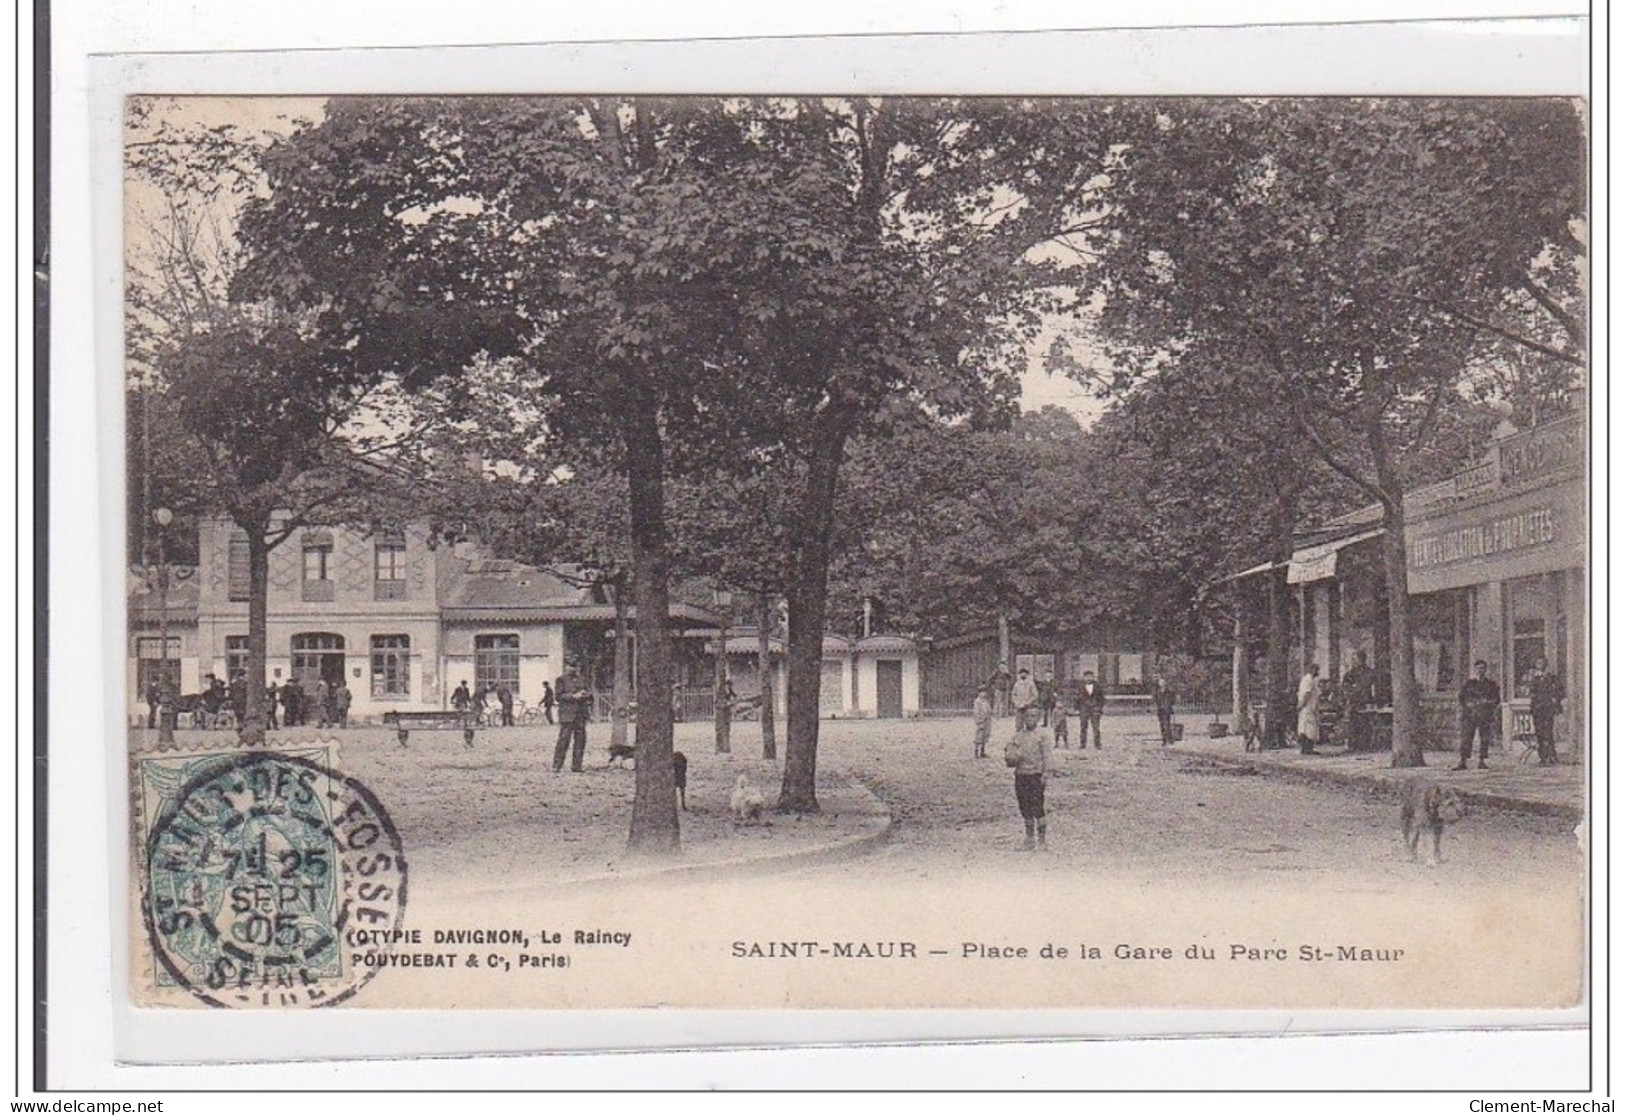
[142,751,408,1008]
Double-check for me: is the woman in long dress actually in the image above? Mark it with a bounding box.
[1297,663,1322,755]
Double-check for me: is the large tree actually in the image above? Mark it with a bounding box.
[233,97,838,850]
[689,99,1118,811]
[1085,97,1584,766]
[235,96,1123,819]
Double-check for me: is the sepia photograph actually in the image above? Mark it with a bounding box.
[116,85,1587,1024]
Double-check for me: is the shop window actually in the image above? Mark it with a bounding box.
[1410,591,1460,693]
[371,634,411,698]
[1509,576,1553,697]
[1512,619,1547,698]
[474,634,520,694]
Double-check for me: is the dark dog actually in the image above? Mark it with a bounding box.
[673,751,688,811]
[1401,778,1467,865]
[606,743,636,768]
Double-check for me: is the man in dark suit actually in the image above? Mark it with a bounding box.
[1340,649,1378,751]
[1527,656,1565,766]
[1456,659,1501,770]
[552,659,591,773]
[1076,670,1108,750]
[1151,672,1177,747]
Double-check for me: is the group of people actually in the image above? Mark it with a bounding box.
[1292,651,1379,756]
[267,675,351,729]
[973,663,1181,758]
[977,663,1185,851]
[1293,651,1566,768]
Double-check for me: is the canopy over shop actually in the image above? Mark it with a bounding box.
[1220,413,1585,757]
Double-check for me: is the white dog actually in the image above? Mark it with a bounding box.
[730,774,765,824]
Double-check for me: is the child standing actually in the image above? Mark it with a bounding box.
[972,687,993,758]
[1005,709,1051,850]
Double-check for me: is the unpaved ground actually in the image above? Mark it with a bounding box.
[130,715,1586,1010]
[805,715,1581,887]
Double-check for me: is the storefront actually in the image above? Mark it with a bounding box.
[1226,412,1585,757]
[1405,414,1585,755]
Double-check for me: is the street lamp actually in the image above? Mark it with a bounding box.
[714,588,733,754]
[153,507,175,743]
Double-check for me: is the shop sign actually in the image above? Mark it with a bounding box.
[1407,506,1557,571]
[1452,458,1499,499]
[1499,415,1583,490]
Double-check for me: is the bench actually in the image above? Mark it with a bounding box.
[382,710,477,748]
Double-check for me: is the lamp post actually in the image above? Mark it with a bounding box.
[153,507,175,743]
[714,588,733,754]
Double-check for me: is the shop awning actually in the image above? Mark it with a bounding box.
[1212,559,1284,585]
[1286,528,1383,584]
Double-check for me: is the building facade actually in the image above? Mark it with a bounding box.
[1234,413,1586,755]
[128,519,721,724]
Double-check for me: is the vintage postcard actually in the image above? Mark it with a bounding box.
[116,87,1589,1021]
[79,21,1594,1076]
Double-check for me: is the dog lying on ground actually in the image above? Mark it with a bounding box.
[730,773,765,824]
[1401,778,1467,865]
[606,743,636,768]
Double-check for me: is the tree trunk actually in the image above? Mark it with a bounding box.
[780,414,852,814]
[1380,515,1422,766]
[1266,567,1292,750]
[623,405,678,854]
[610,578,631,749]
[713,621,732,755]
[997,612,1011,670]
[1263,480,1297,751]
[758,590,777,760]
[1363,415,1423,768]
[238,523,272,748]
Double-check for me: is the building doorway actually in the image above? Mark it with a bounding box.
[875,659,904,719]
[291,632,347,690]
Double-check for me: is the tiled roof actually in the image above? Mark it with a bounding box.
[440,556,593,611]
[854,634,918,654]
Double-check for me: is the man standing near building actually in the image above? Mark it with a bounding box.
[1457,659,1501,770]
[334,678,352,728]
[1077,670,1107,750]
[553,658,591,773]
[989,661,1013,718]
[540,680,556,724]
[1341,650,1377,752]
[1010,667,1039,723]
[496,681,515,727]
[1296,663,1322,755]
[1151,671,1177,747]
[1527,656,1565,766]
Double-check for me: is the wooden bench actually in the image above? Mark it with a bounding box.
[382,710,477,748]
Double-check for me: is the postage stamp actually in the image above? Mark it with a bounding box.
[135,747,408,1008]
